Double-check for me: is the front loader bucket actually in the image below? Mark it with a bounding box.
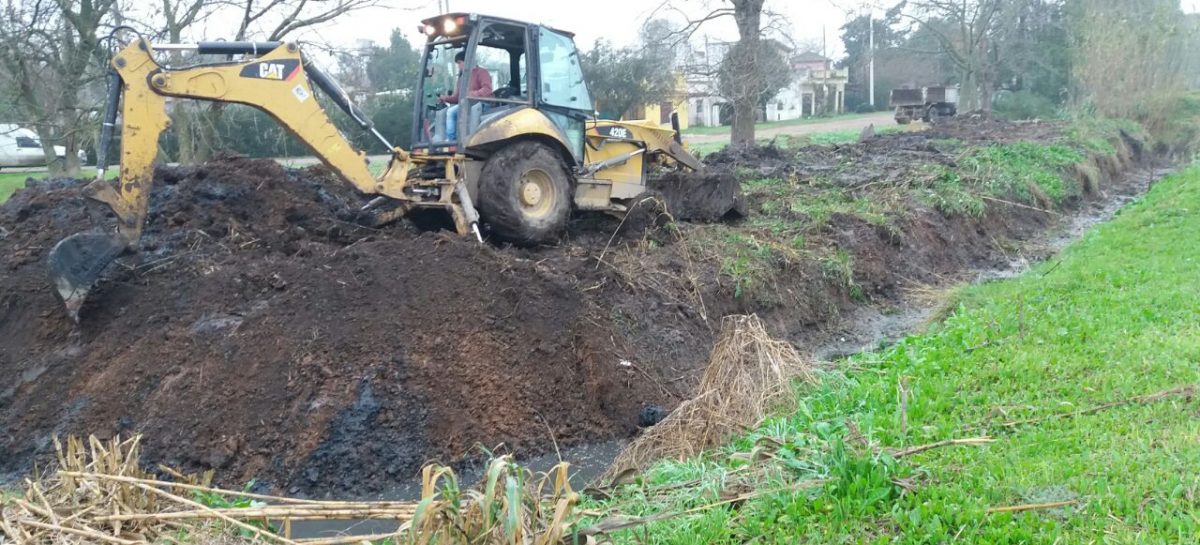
[48,231,128,321]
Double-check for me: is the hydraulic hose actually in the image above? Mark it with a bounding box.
[94,68,122,179]
[302,56,394,151]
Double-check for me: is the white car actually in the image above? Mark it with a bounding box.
[0,124,89,169]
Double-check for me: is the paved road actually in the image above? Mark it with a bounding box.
[683,111,898,144]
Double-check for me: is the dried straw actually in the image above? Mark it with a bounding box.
[604,314,815,478]
[0,435,582,545]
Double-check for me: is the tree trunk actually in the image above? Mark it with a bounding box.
[41,144,64,177]
[958,68,980,112]
[979,33,993,113]
[729,0,765,147]
[62,129,82,176]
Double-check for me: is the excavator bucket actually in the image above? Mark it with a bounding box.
[48,231,127,321]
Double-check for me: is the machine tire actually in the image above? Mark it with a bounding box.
[478,141,572,245]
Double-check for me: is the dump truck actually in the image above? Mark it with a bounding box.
[890,86,958,124]
[48,14,736,320]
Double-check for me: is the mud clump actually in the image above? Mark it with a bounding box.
[649,170,746,222]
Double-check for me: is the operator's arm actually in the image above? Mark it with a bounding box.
[468,67,493,98]
[441,74,462,104]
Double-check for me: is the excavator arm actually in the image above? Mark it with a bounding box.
[92,39,414,236]
[48,38,477,320]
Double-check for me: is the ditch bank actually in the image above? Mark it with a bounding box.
[0,117,1154,495]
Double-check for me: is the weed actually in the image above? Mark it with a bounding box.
[733,166,759,180]
[920,141,1086,214]
[713,231,775,299]
[929,137,964,152]
[959,142,1083,203]
[192,481,271,539]
[1064,117,1143,155]
[920,167,986,216]
[819,248,863,301]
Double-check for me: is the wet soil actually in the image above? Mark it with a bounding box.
[0,118,1154,496]
[0,156,678,493]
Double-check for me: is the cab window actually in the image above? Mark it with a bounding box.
[474,23,527,101]
[537,28,591,111]
[16,136,39,148]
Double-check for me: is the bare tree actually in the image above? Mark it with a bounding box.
[227,0,384,41]
[893,0,1008,112]
[657,0,787,146]
[0,0,117,175]
[169,0,384,162]
[154,0,218,163]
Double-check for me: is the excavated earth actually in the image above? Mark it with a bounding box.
[0,117,1151,494]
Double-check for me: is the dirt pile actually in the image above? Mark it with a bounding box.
[0,118,1150,494]
[0,155,694,493]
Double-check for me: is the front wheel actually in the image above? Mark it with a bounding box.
[478,141,572,245]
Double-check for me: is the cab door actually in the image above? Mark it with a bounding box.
[533,27,592,162]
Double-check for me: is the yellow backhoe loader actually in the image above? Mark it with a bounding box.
[49,14,727,320]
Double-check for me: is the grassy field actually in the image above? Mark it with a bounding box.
[588,164,1200,543]
[682,112,881,136]
[0,171,35,203]
[0,169,102,203]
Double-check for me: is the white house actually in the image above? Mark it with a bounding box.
[682,41,849,127]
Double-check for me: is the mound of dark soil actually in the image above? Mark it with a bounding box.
[0,155,699,493]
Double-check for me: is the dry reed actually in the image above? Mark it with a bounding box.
[0,436,580,545]
[604,315,815,478]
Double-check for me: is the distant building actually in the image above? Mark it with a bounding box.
[768,52,848,122]
[681,40,849,127]
[625,74,690,130]
[682,40,731,128]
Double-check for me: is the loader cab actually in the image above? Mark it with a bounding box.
[412,13,592,162]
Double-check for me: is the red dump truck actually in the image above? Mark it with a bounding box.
[889,86,958,124]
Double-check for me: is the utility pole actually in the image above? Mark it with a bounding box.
[869,13,876,108]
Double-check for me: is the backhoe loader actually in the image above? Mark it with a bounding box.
[49,13,729,320]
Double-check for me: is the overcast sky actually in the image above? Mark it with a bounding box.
[183,0,861,59]
[178,0,1200,61]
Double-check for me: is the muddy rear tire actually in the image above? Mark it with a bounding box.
[478,141,572,245]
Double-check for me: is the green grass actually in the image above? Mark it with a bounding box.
[1064,117,1143,155]
[0,172,35,203]
[683,112,881,136]
[920,142,1084,216]
[917,118,1147,217]
[588,164,1200,543]
[0,169,101,203]
[689,120,1131,303]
